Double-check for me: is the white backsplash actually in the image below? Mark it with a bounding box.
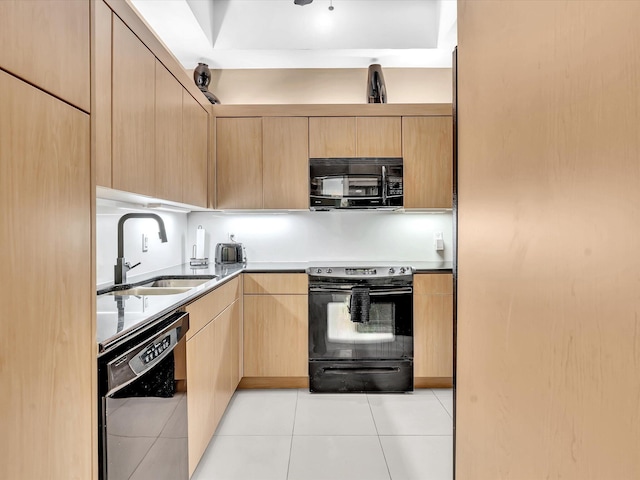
[186,210,453,263]
[96,200,187,286]
[97,200,453,286]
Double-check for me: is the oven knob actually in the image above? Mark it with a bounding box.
[316,268,322,274]
[399,267,406,274]
[389,268,395,275]
[327,268,332,274]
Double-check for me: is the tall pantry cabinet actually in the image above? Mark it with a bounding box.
[0,1,93,479]
[457,1,640,478]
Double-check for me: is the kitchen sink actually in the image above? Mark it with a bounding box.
[106,286,193,296]
[141,278,214,288]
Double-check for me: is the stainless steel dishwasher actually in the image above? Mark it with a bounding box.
[97,310,189,480]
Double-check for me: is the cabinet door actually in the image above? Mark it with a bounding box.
[243,295,308,377]
[263,117,309,209]
[186,319,217,477]
[413,274,453,379]
[155,61,183,203]
[0,71,91,479]
[217,117,263,209]
[94,0,113,187]
[309,117,356,157]
[183,91,209,207]
[402,116,453,208]
[213,300,242,426]
[0,0,90,111]
[356,116,402,157]
[112,16,156,197]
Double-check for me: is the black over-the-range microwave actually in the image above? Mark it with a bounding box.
[309,157,403,210]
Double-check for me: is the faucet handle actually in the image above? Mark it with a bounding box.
[125,261,141,271]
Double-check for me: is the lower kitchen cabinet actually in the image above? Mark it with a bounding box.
[242,274,309,387]
[413,273,454,387]
[185,279,242,476]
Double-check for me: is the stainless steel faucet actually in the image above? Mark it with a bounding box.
[114,213,168,285]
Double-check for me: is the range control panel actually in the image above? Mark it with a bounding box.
[308,266,412,279]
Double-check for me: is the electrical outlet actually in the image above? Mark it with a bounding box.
[229,232,235,242]
[142,234,148,252]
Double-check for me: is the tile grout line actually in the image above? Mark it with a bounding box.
[432,389,454,420]
[367,393,393,480]
[285,388,301,480]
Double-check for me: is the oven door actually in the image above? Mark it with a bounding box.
[308,285,413,361]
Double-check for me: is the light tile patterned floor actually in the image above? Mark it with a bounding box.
[192,388,453,480]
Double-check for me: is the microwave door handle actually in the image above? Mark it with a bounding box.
[381,165,387,204]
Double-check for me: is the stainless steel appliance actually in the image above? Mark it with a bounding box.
[308,266,413,393]
[98,311,189,480]
[215,242,245,264]
[309,157,403,210]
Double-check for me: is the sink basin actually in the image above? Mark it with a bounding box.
[142,278,214,288]
[106,287,192,296]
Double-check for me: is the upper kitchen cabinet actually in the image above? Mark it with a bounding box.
[112,16,156,197]
[95,2,211,206]
[356,117,402,157]
[403,116,453,209]
[0,0,90,112]
[94,0,113,188]
[309,117,356,157]
[263,117,309,209]
[309,116,401,158]
[216,117,263,209]
[155,60,184,203]
[216,116,309,209]
[182,91,209,208]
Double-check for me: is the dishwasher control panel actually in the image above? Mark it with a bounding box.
[141,335,172,364]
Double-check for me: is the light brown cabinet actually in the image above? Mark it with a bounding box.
[155,60,184,202]
[216,117,309,209]
[182,91,209,208]
[94,0,113,188]
[402,116,453,209]
[97,5,209,206]
[243,274,308,383]
[216,117,263,209]
[309,116,402,158]
[263,117,309,209]
[309,117,356,157]
[413,273,453,387]
[0,70,92,479]
[185,278,242,476]
[112,15,156,197]
[0,0,90,111]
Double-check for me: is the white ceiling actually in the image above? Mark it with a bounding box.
[130,0,457,69]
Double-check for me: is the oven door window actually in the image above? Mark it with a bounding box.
[309,291,412,360]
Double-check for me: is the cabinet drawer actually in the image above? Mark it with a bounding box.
[185,276,241,338]
[243,273,308,295]
[414,273,453,295]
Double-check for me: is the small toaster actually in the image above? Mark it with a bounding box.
[215,243,244,264]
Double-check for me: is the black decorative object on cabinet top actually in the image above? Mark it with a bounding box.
[193,62,221,104]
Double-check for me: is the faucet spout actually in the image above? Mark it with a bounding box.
[114,213,168,284]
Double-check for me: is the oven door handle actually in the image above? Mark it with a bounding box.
[381,165,387,204]
[309,286,412,295]
[106,311,189,395]
[323,366,401,375]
